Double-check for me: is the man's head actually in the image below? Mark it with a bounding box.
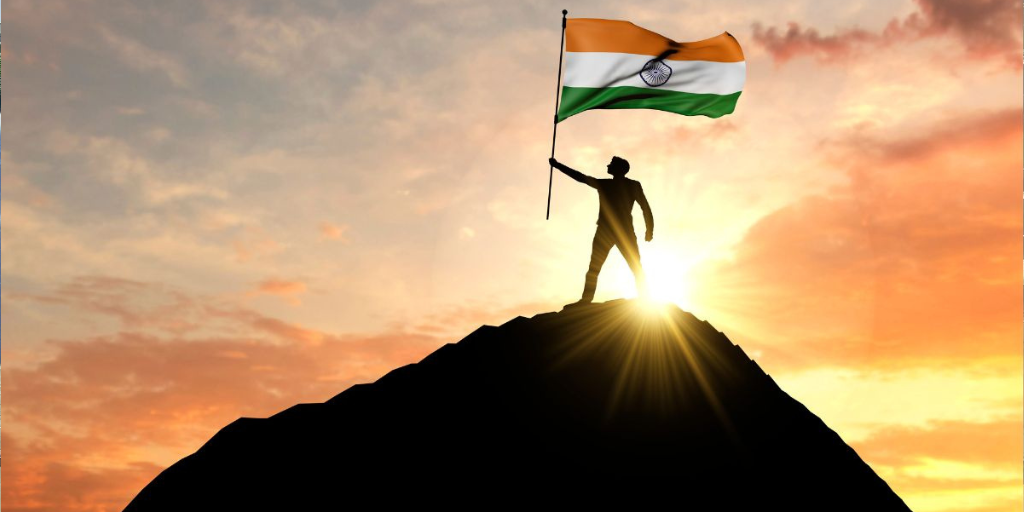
[607,156,630,177]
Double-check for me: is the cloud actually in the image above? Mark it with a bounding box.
[115,107,146,116]
[751,22,876,64]
[319,222,350,242]
[408,298,560,337]
[3,432,164,512]
[97,25,191,87]
[247,278,308,306]
[232,226,282,263]
[3,329,439,511]
[752,0,1023,68]
[11,276,205,335]
[201,4,342,78]
[10,275,331,344]
[0,173,58,209]
[37,129,228,207]
[698,108,1023,370]
[2,277,445,512]
[854,417,1022,470]
[851,417,1023,510]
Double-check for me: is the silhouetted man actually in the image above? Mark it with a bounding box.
[549,156,653,305]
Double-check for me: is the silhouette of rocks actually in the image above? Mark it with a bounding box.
[125,299,910,511]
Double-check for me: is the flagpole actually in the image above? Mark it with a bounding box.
[546,9,568,220]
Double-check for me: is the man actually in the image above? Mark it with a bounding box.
[549,156,654,305]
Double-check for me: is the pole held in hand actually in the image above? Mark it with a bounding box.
[546,9,568,220]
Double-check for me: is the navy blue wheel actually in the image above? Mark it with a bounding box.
[640,59,672,87]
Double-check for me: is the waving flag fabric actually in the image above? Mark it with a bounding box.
[557,19,745,122]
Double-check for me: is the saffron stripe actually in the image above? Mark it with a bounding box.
[565,19,745,62]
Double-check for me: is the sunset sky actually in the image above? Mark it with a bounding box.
[2,0,1022,510]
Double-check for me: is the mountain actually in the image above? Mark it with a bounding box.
[124,299,911,511]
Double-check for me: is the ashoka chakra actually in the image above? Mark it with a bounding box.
[639,59,673,87]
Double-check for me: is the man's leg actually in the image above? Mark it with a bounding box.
[618,232,649,298]
[581,228,614,303]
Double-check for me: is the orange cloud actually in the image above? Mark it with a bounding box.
[851,418,1023,509]
[698,109,1023,370]
[248,278,308,306]
[753,0,1023,68]
[319,222,350,242]
[854,418,1022,470]
[3,431,164,512]
[2,279,444,512]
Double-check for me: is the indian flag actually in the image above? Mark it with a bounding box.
[557,19,745,122]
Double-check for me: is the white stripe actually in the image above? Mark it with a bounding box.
[562,52,745,95]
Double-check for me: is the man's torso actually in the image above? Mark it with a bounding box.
[594,178,640,233]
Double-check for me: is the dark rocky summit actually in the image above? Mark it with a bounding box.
[126,299,911,511]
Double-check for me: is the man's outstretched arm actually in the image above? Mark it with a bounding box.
[637,184,654,242]
[549,158,598,188]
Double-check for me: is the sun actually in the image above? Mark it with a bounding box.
[599,244,694,309]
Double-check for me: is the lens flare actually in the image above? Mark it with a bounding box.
[556,299,738,433]
[601,245,694,308]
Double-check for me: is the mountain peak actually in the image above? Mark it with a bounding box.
[126,299,910,511]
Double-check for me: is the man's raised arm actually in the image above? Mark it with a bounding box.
[549,158,598,188]
[637,183,654,242]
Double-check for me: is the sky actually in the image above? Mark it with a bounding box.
[1,0,1021,510]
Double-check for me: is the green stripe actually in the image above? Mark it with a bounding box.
[557,86,741,122]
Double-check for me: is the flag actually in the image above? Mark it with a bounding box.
[557,19,745,122]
